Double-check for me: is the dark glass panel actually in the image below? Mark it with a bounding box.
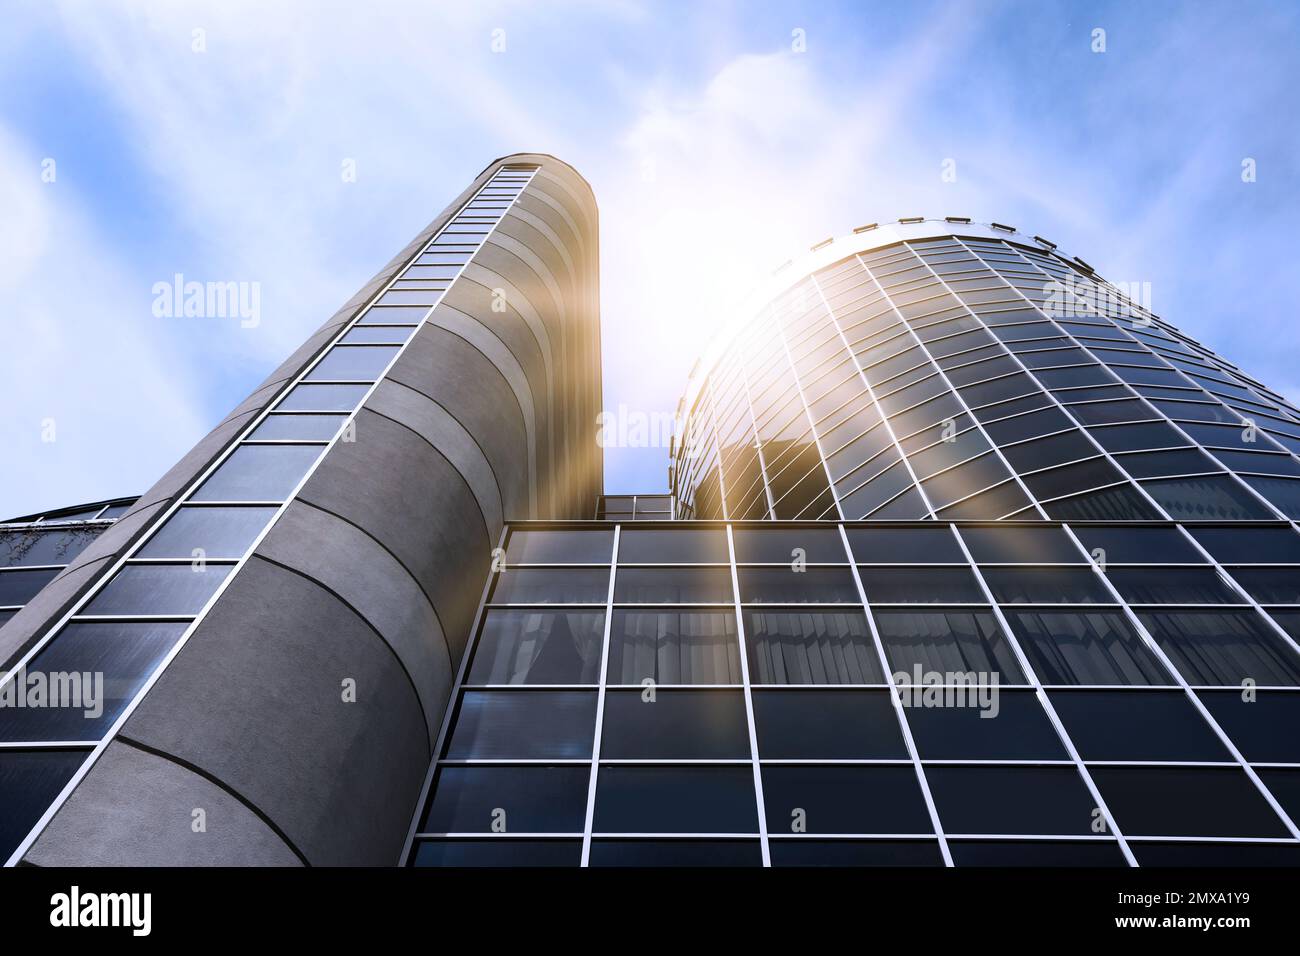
[1133,842,1300,867]
[1088,421,1186,452]
[469,610,604,684]
[0,750,87,860]
[0,568,59,606]
[411,840,580,867]
[137,506,278,560]
[504,529,613,564]
[1106,567,1240,604]
[614,567,733,604]
[0,622,188,741]
[588,840,761,866]
[84,564,230,616]
[731,527,846,563]
[607,611,740,684]
[1048,690,1229,761]
[1200,690,1300,762]
[0,528,101,568]
[745,610,884,684]
[926,767,1097,835]
[737,566,858,603]
[958,525,1082,563]
[357,305,428,325]
[1042,483,1163,520]
[1228,568,1300,604]
[948,840,1124,867]
[191,444,321,501]
[762,766,933,835]
[846,526,964,563]
[618,528,728,563]
[1090,767,1288,837]
[905,690,1066,759]
[1006,610,1171,685]
[444,691,595,759]
[1190,526,1300,563]
[1244,475,1300,519]
[600,690,749,759]
[304,345,400,381]
[489,568,609,604]
[1141,476,1274,520]
[860,567,985,603]
[983,567,1112,603]
[752,689,905,758]
[1070,526,1204,564]
[768,839,942,866]
[421,765,589,833]
[1138,610,1300,686]
[875,609,1024,683]
[593,767,758,833]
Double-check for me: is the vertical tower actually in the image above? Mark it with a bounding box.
[0,154,601,866]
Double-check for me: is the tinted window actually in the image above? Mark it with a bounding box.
[614,567,733,604]
[248,414,347,441]
[469,610,604,685]
[490,568,609,605]
[1139,610,1300,685]
[84,564,231,616]
[1106,567,1241,604]
[737,567,858,603]
[505,529,613,564]
[0,750,88,860]
[860,567,985,603]
[752,689,905,758]
[762,766,933,834]
[846,527,964,563]
[588,840,761,867]
[600,690,750,759]
[983,567,1112,603]
[421,765,589,833]
[1228,568,1300,604]
[0,568,59,606]
[732,528,846,563]
[948,840,1125,867]
[412,840,581,867]
[1091,767,1288,837]
[876,609,1024,683]
[958,526,1082,563]
[768,839,942,867]
[905,690,1065,759]
[607,611,740,684]
[0,528,101,568]
[1006,610,1171,685]
[1071,526,1204,564]
[593,767,758,833]
[275,383,369,412]
[618,529,728,563]
[1049,690,1229,761]
[1142,476,1274,520]
[137,506,279,560]
[926,767,1097,835]
[1190,526,1300,563]
[746,610,884,684]
[444,691,595,759]
[191,445,322,502]
[304,345,400,381]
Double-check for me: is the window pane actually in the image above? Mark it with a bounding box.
[1138,610,1300,686]
[191,445,321,501]
[958,526,1082,563]
[1090,767,1288,837]
[0,528,101,568]
[468,610,604,684]
[248,414,347,441]
[137,506,278,560]
[983,567,1112,603]
[1049,690,1230,761]
[746,610,884,684]
[1070,526,1204,564]
[614,567,733,604]
[0,568,59,606]
[505,529,613,564]
[593,766,758,833]
[444,691,595,759]
[1228,567,1300,604]
[1141,476,1274,520]
[1132,842,1300,867]
[1005,610,1171,685]
[732,528,846,563]
[846,526,965,563]
[421,765,588,833]
[607,611,740,684]
[275,383,369,412]
[412,840,580,867]
[875,609,1025,683]
[1105,568,1240,604]
[84,564,231,616]
[588,840,761,867]
[489,568,609,604]
[737,567,858,603]
[926,767,1097,835]
[304,345,399,381]
[600,690,750,759]
[1190,526,1300,563]
[948,840,1124,867]
[0,750,87,861]
[1200,691,1300,761]
[762,767,933,834]
[752,689,906,758]
[769,839,942,867]
[905,690,1065,759]
[618,529,728,563]
[0,622,188,741]
[860,567,985,603]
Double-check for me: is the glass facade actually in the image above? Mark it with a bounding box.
[408,519,1300,867]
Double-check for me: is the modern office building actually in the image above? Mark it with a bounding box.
[4,163,1300,867]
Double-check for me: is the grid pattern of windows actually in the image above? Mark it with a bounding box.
[407,520,1300,867]
[0,167,540,866]
[673,226,1300,526]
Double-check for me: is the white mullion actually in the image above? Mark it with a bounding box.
[726,525,770,865]
[580,525,620,865]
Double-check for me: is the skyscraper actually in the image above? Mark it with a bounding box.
[4,168,1300,867]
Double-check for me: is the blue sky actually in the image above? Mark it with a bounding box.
[2,0,1298,516]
